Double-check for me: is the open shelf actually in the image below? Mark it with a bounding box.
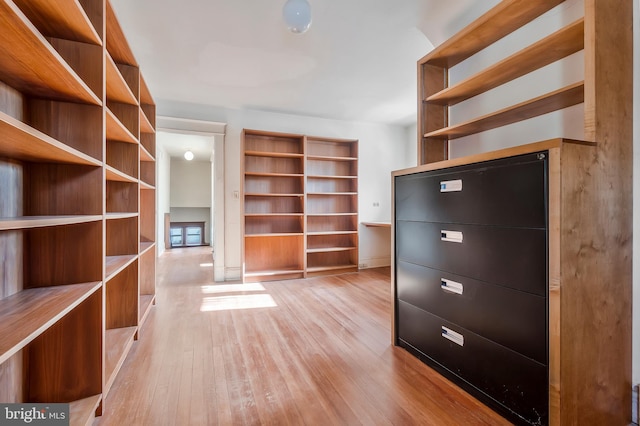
[306,265,357,274]
[105,255,137,282]
[140,108,155,134]
[306,155,358,161]
[106,108,137,144]
[105,1,136,66]
[307,247,357,253]
[106,53,138,105]
[245,150,304,159]
[421,0,565,68]
[11,0,102,45]
[0,215,102,231]
[427,19,584,106]
[69,394,102,426]
[139,241,155,254]
[140,75,154,105]
[426,82,584,140]
[0,111,101,165]
[308,231,358,236]
[362,221,391,228]
[104,326,137,395]
[0,1,101,105]
[105,164,137,183]
[245,172,304,178]
[139,294,154,324]
[0,282,102,364]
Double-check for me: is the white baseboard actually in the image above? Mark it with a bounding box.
[633,384,638,425]
[225,267,242,281]
[358,256,391,269]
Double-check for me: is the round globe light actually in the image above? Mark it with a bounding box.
[283,0,312,34]
[184,150,194,161]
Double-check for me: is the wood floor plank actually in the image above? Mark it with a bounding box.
[96,246,510,425]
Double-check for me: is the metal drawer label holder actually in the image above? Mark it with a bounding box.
[441,278,464,295]
[440,179,462,192]
[441,230,463,243]
[441,326,465,346]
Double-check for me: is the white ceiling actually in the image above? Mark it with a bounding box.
[110,0,500,130]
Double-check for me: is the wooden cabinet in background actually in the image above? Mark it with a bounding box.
[242,129,358,282]
[0,0,156,423]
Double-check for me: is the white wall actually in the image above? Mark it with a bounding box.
[158,102,415,278]
[156,144,171,255]
[170,159,212,207]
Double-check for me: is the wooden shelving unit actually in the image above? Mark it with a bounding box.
[405,0,633,424]
[0,0,156,423]
[241,130,358,282]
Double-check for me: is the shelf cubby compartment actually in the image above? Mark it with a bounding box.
[11,0,103,45]
[307,175,357,193]
[105,0,137,67]
[106,53,139,106]
[105,215,138,282]
[138,247,156,327]
[243,130,304,155]
[139,75,156,133]
[306,137,358,158]
[106,180,138,214]
[106,101,139,143]
[106,140,139,181]
[0,215,102,231]
[106,107,137,144]
[306,250,358,276]
[306,157,357,177]
[0,1,101,105]
[244,195,304,215]
[307,193,358,215]
[245,153,304,175]
[307,214,358,233]
[140,160,155,187]
[140,188,155,244]
[245,214,304,235]
[244,234,305,282]
[140,133,156,160]
[245,173,304,195]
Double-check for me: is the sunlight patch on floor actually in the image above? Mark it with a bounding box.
[201,283,266,294]
[200,293,277,312]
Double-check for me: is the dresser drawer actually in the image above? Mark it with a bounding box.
[395,220,546,296]
[396,260,547,364]
[394,152,547,228]
[397,301,548,425]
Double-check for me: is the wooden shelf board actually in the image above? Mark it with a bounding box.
[139,294,155,324]
[139,109,155,134]
[0,282,102,364]
[307,213,358,217]
[307,192,358,196]
[106,108,138,144]
[105,1,137,66]
[421,0,565,68]
[307,175,357,180]
[12,0,102,45]
[428,19,584,106]
[362,222,391,228]
[139,241,155,254]
[307,231,358,236]
[139,144,155,162]
[244,150,304,159]
[104,326,137,396]
[244,193,304,197]
[69,394,102,426]
[307,246,357,253]
[307,155,358,162]
[245,172,304,178]
[306,264,358,273]
[0,215,102,231]
[0,1,101,105]
[139,180,155,190]
[426,82,585,140]
[244,213,304,217]
[105,255,137,282]
[140,75,155,105]
[106,54,138,105]
[244,233,304,238]
[244,268,304,277]
[106,212,138,220]
[0,111,101,166]
[105,165,137,183]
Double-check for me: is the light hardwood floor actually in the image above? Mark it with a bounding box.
[96,246,509,425]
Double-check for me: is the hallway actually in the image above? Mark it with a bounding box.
[96,247,507,425]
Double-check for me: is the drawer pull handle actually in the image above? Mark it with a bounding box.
[441,326,464,347]
[441,230,463,243]
[440,179,462,192]
[441,279,463,295]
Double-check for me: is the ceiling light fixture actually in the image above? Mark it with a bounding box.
[184,150,194,161]
[283,0,312,34]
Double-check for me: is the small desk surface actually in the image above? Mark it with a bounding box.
[361,222,391,228]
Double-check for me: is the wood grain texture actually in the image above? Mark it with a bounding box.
[104,326,137,396]
[139,188,155,242]
[106,107,137,144]
[106,181,138,213]
[420,0,565,68]
[139,75,154,105]
[11,0,102,45]
[0,1,101,105]
[428,18,584,106]
[105,1,136,66]
[47,37,103,101]
[69,394,101,426]
[106,260,138,330]
[106,101,139,141]
[0,352,22,402]
[106,140,138,179]
[96,247,510,425]
[419,64,447,164]
[0,80,24,119]
[425,82,584,140]
[139,132,155,159]
[106,54,137,105]
[106,216,138,256]
[26,288,102,403]
[138,248,155,296]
